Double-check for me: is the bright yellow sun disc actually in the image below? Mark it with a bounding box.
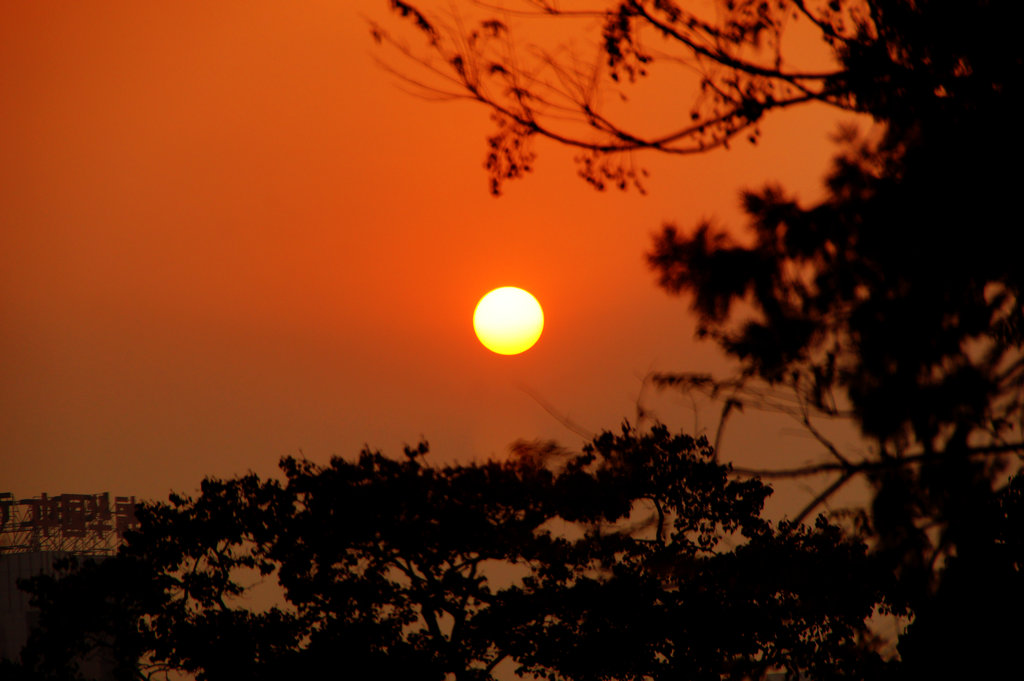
[473,287,544,355]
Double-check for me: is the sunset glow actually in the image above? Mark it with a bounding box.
[0,1,854,514]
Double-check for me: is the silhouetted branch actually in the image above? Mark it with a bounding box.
[796,391,852,469]
[790,469,856,526]
[732,441,1024,479]
[625,0,845,83]
[374,0,877,192]
[519,383,594,440]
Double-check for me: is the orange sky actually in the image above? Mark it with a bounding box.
[1,1,866,516]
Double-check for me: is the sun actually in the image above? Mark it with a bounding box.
[473,287,544,355]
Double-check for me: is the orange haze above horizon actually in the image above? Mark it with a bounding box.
[1,1,866,518]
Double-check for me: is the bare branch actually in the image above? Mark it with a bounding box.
[790,469,855,526]
[794,385,852,468]
[519,383,595,440]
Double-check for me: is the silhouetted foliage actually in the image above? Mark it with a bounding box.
[643,0,1024,609]
[11,427,892,680]
[377,0,1024,670]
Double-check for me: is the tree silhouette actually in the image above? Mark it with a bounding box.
[10,427,891,680]
[641,0,1024,606]
[377,0,1024,669]
[647,118,1022,605]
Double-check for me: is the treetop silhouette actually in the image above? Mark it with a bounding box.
[9,427,891,680]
